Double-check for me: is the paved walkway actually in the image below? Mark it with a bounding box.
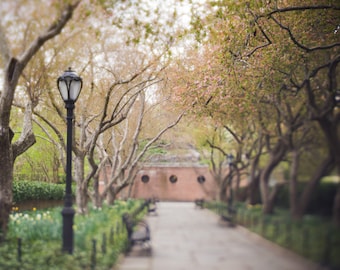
[115,202,325,270]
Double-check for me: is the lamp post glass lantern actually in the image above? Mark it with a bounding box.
[227,154,234,166]
[57,67,83,103]
[335,90,340,107]
[57,67,82,254]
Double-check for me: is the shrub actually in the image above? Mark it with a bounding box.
[13,181,70,203]
[274,182,337,216]
[239,182,338,216]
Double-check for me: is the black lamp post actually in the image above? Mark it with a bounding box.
[226,154,234,213]
[57,67,83,254]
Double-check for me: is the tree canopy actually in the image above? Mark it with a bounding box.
[1,0,340,242]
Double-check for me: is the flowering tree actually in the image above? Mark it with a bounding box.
[173,0,340,225]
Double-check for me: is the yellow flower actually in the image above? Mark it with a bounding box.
[33,207,37,211]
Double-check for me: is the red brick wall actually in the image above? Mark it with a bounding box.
[128,165,218,201]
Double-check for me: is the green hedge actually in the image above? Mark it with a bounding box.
[13,181,67,203]
[241,182,338,216]
[275,182,337,216]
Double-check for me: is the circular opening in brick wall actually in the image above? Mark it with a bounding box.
[197,175,206,184]
[169,175,178,183]
[141,175,150,183]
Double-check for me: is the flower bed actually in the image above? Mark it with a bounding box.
[1,199,145,270]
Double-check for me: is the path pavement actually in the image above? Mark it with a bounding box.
[114,202,325,270]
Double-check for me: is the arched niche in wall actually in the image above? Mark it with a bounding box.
[197,175,206,184]
[141,175,150,183]
[169,175,178,183]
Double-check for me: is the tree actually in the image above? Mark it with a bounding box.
[97,92,184,205]
[253,1,340,223]
[173,0,340,224]
[202,125,231,202]
[224,1,339,221]
[0,0,81,241]
[27,0,195,213]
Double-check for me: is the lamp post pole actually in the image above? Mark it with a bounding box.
[227,154,234,214]
[57,67,82,254]
[61,100,76,254]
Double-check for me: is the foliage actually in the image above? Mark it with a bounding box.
[13,121,62,183]
[12,181,67,203]
[1,199,144,270]
[236,181,338,217]
[275,182,338,216]
[171,0,340,220]
[138,139,168,159]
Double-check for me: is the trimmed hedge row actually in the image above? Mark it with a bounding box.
[240,182,338,216]
[13,181,67,203]
[275,182,337,216]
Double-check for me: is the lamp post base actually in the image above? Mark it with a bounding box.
[61,206,75,254]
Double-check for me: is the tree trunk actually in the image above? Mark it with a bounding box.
[247,174,260,205]
[234,169,242,201]
[0,132,13,242]
[333,184,340,227]
[106,186,115,205]
[317,115,340,226]
[218,175,228,202]
[74,155,88,214]
[247,154,261,205]
[260,141,287,214]
[289,150,299,219]
[260,177,271,214]
[0,58,19,241]
[92,174,103,208]
[295,155,334,218]
[127,181,134,198]
[265,184,282,214]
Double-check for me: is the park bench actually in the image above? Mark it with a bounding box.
[194,198,205,209]
[147,198,158,215]
[122,200,151,254]
[218,204,236,227]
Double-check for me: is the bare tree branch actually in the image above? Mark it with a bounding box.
[246,11,272,57]
[267,5,340,16]
[12,102,36,160]
[0,24,11,65]
[18,1,81,69]
[269,15,340,52]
